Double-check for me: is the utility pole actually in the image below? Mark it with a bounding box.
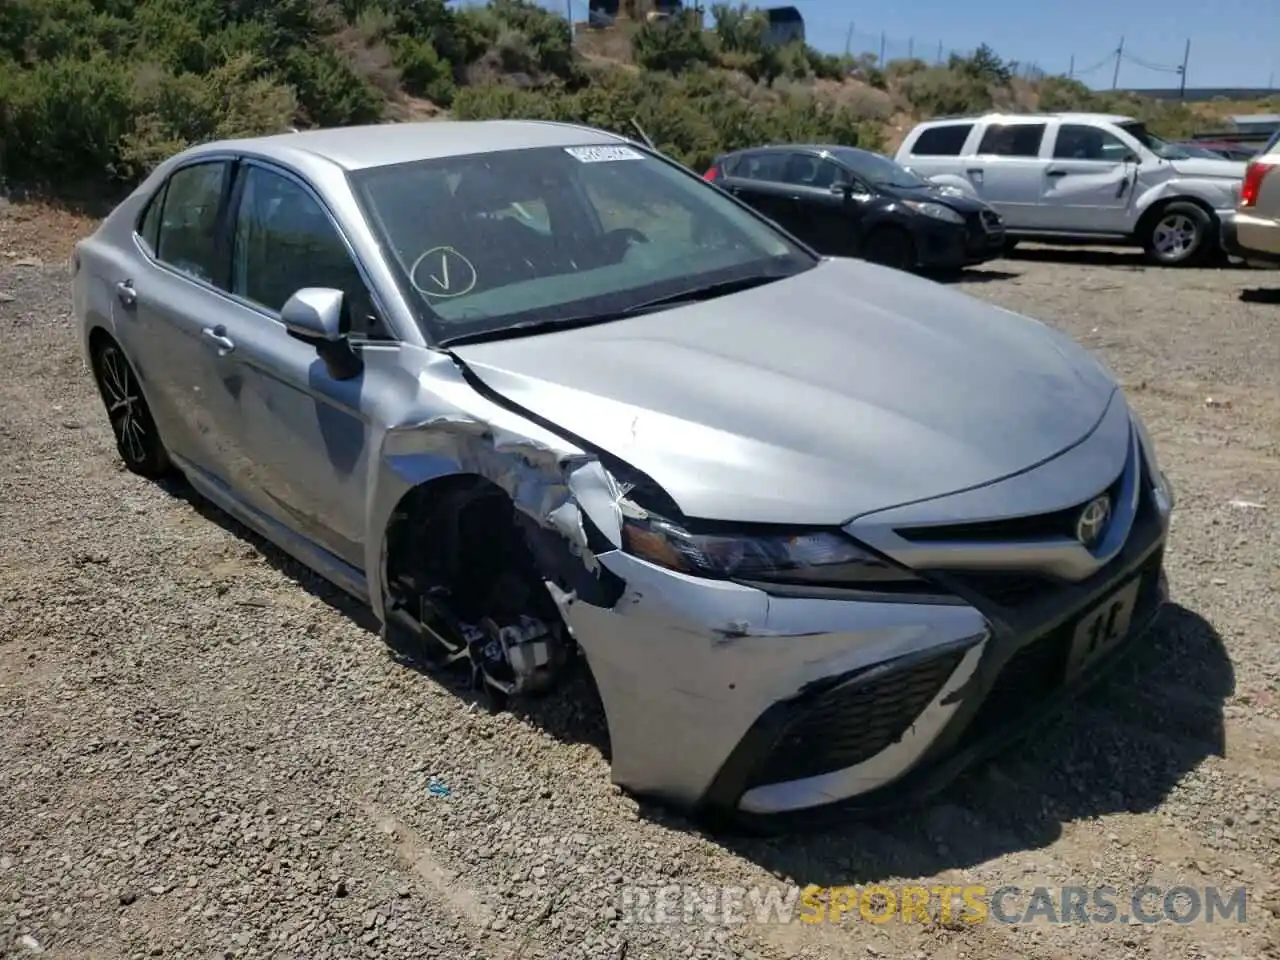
[879,31,886,66]
[566,0,574,43]
[1177,38,1190,99]
[844,21,854,57]
[936,40,943,64]
[907,37,913,59]
[1068,54,1074,78]
[1111,36,1124,89]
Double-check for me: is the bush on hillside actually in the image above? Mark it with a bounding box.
[0,0,1231,192]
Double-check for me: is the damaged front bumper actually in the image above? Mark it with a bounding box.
[560,480,1170,829]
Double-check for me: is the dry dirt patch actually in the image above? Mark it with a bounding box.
[2,229,1279,959]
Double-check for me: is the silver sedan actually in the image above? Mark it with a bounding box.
[72,120,1174,827]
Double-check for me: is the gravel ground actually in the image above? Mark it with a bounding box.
[2,229,1280,960]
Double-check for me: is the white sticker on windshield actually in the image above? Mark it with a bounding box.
[564,145,644,163]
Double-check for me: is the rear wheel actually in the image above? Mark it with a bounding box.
[862,227,917,272]
[1143,201,1213,266]
[90,339,172,478]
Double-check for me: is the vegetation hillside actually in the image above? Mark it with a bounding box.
[0,0,1262,195]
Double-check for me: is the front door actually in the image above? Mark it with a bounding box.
[1040,122,1139,233]
[212,161,397,569]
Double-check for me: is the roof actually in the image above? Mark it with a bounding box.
[189,120,625,172]
[918,111,1134,126]
[726,143,869,155]
[1230,114,1280,126]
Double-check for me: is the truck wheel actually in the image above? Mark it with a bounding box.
[1143,202,1212,266]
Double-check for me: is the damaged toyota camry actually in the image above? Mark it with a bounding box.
[72,120,1175,828]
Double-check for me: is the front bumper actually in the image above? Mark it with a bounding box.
[915,219,1005,270]
[564,413,1171,829]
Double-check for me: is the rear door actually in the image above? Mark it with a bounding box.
[1041,122,1139,233]
[122,158,243,481]
[716,151,795,226]
[966,121,1050,229]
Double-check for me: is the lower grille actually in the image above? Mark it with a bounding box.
[746,648,968,788]
[958,547,1165,746]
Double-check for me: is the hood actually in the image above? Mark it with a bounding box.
[450,259,1117,525]
[885,182,992,214]
[1168,156,1247,180]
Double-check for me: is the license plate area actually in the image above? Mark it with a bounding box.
[1064,577,1142,682]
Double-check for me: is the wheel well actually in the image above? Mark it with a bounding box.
[384,474,555,625]
[88,326,116,358]
[1136,196,1216,240]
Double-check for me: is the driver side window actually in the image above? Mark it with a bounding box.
[230,165,390,340]
[1053,124,1132,162]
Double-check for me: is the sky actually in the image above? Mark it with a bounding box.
[545,0,1279,91]
[740,0,1279,90]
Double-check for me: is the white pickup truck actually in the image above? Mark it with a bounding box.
[895,111,1245,266]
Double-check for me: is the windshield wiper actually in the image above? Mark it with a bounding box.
[439,271,794,348]
[620,271,792,312]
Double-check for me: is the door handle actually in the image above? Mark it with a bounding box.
[1046,169,1069,178]
[115,280,137,308]
[201,326,235,354]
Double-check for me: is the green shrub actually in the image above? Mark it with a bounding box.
[0,55,133,182]
[898,65,992,117]
[632,16,715,74]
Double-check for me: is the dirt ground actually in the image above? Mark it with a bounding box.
[2,202,1279,960]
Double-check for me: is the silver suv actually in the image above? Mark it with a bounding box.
[896,112,1246,266]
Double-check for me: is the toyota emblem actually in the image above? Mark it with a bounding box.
[1075,495,1112,548]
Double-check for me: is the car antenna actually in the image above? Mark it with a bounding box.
[630,118,656,151]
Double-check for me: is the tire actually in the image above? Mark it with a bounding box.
[1142,201,1213,267]
[862,227,917,272]
[90,338,172,478]
[1002,239,1020,254]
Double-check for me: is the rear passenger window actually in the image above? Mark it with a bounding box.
[977,123,1047,158]
[734,152,789,182]
[155,161,230,284]
[909,124,973,156]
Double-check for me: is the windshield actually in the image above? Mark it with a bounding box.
[1117,122,1193,161]
[833,148,928,189]
[349,144,816,344]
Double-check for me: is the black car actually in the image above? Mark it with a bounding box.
[703,144,1006,272]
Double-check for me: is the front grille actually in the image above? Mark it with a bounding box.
[746,648,968,788]
[896,470,1125,544]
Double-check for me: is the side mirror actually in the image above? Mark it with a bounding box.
[280,287,362,381]
[281,287,345,344]
[829,181,853,197]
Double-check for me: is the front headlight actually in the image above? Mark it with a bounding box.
[1130,407,1174,510]
[903,200,964,224]
[617,498,922,587]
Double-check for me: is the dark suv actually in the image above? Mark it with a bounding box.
[704,144,1006,272]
